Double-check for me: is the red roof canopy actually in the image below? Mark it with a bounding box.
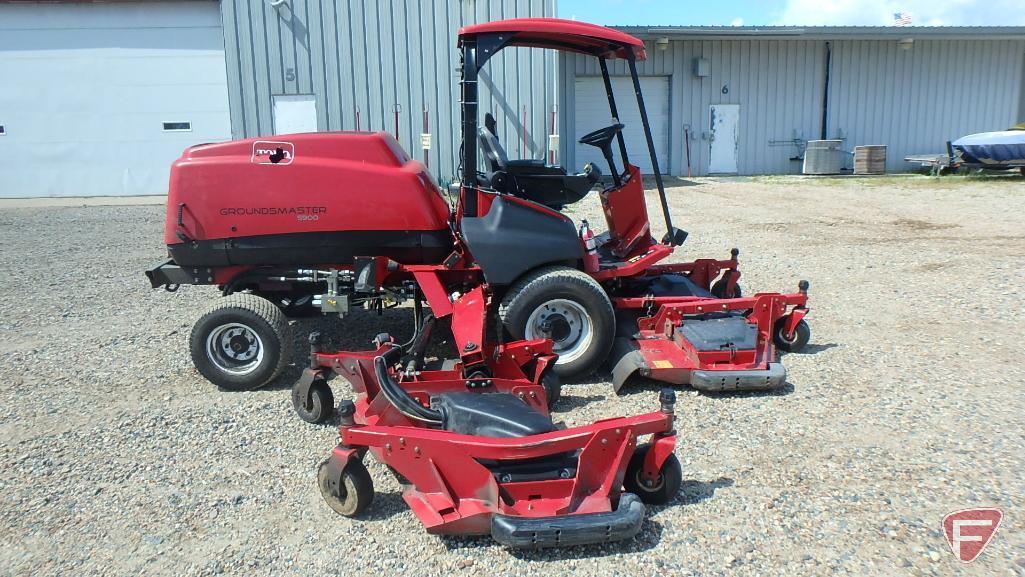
[458,18,646,61]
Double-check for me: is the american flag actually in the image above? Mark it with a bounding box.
[893,12,913,26]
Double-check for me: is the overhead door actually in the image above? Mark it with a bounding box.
[0,2,231,197]
[573,76,669,174]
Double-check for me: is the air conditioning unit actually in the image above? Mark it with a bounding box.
[803,140,845,175]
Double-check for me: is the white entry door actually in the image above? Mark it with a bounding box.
[273,95,318,135]
[708,104,740,174]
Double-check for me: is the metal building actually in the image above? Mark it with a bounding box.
[559,26,1025,175]
[0,1,231,197]
[219,0,558,184]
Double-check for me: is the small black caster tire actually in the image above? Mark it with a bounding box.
[773,317,811,353]
[189,293,291,391]
[318,457,374,517]
[710,278,742,299]
[540,369,562,408]
[292,379,334,423]
[623,442,680,506]
[624,444,682,505]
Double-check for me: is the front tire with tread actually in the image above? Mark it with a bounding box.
[189,293,291,391]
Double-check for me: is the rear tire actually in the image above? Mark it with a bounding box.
[189,294,291,391]
[624,444,682,505]
[499,266,615,379]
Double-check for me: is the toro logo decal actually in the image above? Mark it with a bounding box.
[252,141,294,165]
[942,508,1002,563]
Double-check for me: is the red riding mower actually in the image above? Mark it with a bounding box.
[306,328,680,549]
[145,18,811,403]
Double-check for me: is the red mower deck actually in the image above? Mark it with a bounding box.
[309,339,680,549]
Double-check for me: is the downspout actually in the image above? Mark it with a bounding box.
[820,41,831,140]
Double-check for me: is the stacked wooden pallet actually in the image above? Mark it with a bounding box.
[854,145,887,175]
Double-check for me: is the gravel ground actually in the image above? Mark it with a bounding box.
[1,174,1023,576]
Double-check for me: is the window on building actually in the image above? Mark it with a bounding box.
[162,121,192,132]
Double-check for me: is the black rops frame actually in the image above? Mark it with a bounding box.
[460,34,675,242]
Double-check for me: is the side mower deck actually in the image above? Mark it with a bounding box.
[308,340,681,549]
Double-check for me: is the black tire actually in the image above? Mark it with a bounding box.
[189,294,291,391]
[318,457,374,517]
[292,379,334,423]
[499,266,615,379]
[710,278,742,299]
[540,369,562,408]
[773,317,811,353]
[624,444,682,505]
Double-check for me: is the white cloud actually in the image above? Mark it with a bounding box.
[775,0,1025,26]
[730,17,745,26]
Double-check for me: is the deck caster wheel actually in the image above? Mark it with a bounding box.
[773,317,811,353]
[318,456,374,517]
[624,444,682,505]
[189,294,291,391]
[500,266,615,379]
[540,369,562,408]
[710,279,742,299]
[292,378,334,423]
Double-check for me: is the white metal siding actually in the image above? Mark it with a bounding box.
[827,39,1025,172]
[562,35,1024,175]
[220,0,556,184]
[563,40,824,176]
[0,1,231,197]
[573,76,669,174]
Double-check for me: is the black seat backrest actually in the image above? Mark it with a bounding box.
[478,112,509,171]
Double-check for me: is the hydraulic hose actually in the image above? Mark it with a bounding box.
[373,352,443,425]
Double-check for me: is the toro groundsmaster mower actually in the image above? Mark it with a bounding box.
[146,17,811,401]
[306,329,680,548]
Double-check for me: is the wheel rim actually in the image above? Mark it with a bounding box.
[318,460,350,508]
[636,468,666,492]
[205,322,264,375]
[778,323,800,344]
[524,299,593,364]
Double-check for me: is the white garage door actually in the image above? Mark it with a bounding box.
[574,76,669,175]
[0,2,230,197]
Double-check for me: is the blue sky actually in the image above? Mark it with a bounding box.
[557,0,1025,26]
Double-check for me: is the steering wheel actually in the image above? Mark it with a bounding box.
[578,123,624,148]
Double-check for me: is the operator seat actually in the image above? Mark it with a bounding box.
[478,113,600,210]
